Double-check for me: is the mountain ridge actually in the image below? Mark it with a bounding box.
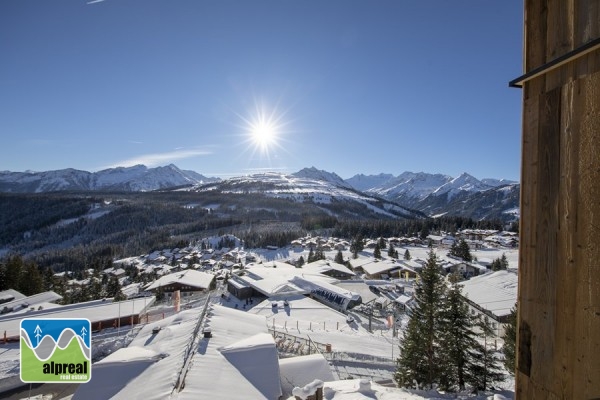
[0,164,519,221]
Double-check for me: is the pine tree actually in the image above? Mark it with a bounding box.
[450,239,472,262]
[438,274,480,391]
[387,243,396,258]
[350,234,364,259]
[502,304,517,375]
[458,239,472,262]
[20,261,44,296]
[469,316,505,391]
[42,267,55,291]
[307,247,315,263]
[334,250,344,264]
[500,253,509,269]
[314,246,326,261]
[106,276,122,298]
[297,256,305,267]
[396,250,447,389]
[4,255,23,291]
[378,237,386,250]
[373,243,382,259]
[404,249,412,260]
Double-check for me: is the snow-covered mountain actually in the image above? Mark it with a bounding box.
[432,172,493,199]
[345,171,519,221]
[193,169,423,220]
[0,164,518,221]
[0,164,219,193]
[291,166,353,190]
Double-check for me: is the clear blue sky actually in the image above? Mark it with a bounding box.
[0,1,523,180]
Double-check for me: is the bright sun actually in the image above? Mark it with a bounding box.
[236,99,290,165]
[251,120,277,149]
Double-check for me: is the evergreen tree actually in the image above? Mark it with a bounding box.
[502,304,517,375]
[396,250,447,389]
[350,234,364,259]
[373,243,382,259]
[404,249,412,260]
[378,237,386,250]
[4,255,23,291]
[438,274,480,391]
[20,261,44,296]
[106,276,122,299]
[89,278,105,300]
[491,258,501,271]
[297,256,305,267]
[334,250,344,264]
[307,247,315,263]
[500,253,509,269]
[469,316,505,391]
[314,246,326,261]
[387,243,396,258]
[42,267,55,291]
[450,239,472,262]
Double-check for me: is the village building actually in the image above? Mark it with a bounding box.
[145,269,215,299]
[459,269,518,337]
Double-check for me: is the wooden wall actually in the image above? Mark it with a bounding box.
[517,0,600,398]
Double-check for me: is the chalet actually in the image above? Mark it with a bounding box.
[303,260,355,280]
[359,259,401,280]
[145,270,215,299]
[459,270,518,337]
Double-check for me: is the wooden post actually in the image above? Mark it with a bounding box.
[515,1,600,398]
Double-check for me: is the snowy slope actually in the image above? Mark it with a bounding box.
[431,172,493,199]
[194,169,422,220]
[345,171,519,221]
[292,167,353,190]
[0,164,220,193]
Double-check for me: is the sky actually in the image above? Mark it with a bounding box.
[0,1,523,181]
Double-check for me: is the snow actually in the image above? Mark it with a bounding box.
[460,270,518,318]
[145,269,214,291]
[359,259,401,277]
[304,260,355,276]
[73,308,202,400]
[179,304,281,400]
[249,295,396,360]
[432,172,492,199]
[280,355,334,397]
[292,379,324,400]
[0,297,155,340]
[320,379,429,400]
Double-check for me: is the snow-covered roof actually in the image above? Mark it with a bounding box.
[317,379,429,400]
[0,289,25,303]
[0,297,155,339]
[145,269,214,291]
[236,262,319,296]
[279,354,335,398]
[179,305,282,399]
[0,290,62,314]
[460,270,518,318]
[304,259,355,276]
[348,256,375,269]
[360,259,400,276]
[73,308,202,400]
[289,276,361,302]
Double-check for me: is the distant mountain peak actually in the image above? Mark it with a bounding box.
[0,164,219,193]
[292,167,351,189]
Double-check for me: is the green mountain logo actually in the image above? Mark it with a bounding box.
[20,318,91,383]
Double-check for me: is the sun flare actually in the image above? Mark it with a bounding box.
[234,98,293,168]
[251,120,277,149]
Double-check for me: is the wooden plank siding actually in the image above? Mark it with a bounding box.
[516,0,600,399]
